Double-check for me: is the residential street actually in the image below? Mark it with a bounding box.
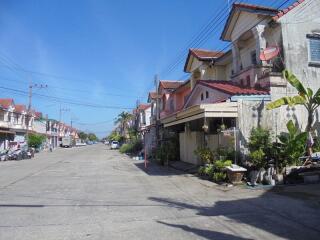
[0,144,319,240]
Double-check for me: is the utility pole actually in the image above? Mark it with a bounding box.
[26,81,47,145]
[154,74,160,148]
[59,104,70,123]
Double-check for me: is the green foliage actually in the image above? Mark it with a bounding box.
[199,160,231,182]
[249,149,265,168]
[216,147,237,160]
[108,131,124,142]
[28,134,46,148]
[212,172,227,182]
[214,159,232,171]
[119,139,143,154]
[88,133,98,142]
[248,127,271,168]
[194,147,214,164]
[128,127,138,141]
[267,69,320,132]
[198,166,206,176]
[155,137,179,165]
[78,132,88,141]
[204,164,214,177]
[277,120,307,166]
[248,127,272,154]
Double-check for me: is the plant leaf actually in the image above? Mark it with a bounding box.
[283,70,307,97]
[266,97,290,109]
[286,120,297,136]
[307,88,313,98]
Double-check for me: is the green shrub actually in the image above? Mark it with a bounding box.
[249,149,266,169]
[119,139,142,154]
[28,134,46,148]
[198,166,205,176]
[214,159,232,171]
[194,147,214,164]
[212,172,227,182]
[204,164,215,177]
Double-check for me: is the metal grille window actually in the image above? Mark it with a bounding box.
[307,34,320,65]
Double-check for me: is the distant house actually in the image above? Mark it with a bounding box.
[0,99,16,150]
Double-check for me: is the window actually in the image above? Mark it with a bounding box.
[246,76,251,87]
[307,34,320,65]
[14,113,19,124]
[201,93,204,101]
[205,91,209,99]
[251,50,257,65]
[169,99,174,111]
[0,110,4,121]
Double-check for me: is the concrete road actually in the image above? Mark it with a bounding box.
[0,144,319,240]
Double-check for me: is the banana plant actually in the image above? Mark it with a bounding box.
[277,120,307,166]
[266,69,320,132]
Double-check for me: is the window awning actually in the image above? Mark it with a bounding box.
[162,102,238,128]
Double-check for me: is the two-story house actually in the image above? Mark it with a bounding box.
[159,0,320,165]
[0,99,16,150]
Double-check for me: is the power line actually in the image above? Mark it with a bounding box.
[0,86,134,110]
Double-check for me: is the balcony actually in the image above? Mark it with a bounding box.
[231,61,285,89]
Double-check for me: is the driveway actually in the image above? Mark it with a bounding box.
[0,144,319,240]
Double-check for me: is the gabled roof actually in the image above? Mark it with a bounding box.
[138,104,151,111]
[159,81,184,90]
[172,79,191,93]
[184,48,225,72]
[221,3,278,41]
[273,0,305,21]
[198,80,269,95]
[14,104,27,113]
[0,98,14,109]
[147,92,162,103]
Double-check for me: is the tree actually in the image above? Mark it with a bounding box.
[78,131,88,141]
[277,120,307,167]
[266,70,320,132]
[88,133,98,142]
[114,111,133,139]
[28,134,46,148]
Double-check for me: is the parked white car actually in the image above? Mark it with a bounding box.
[111,141,120,150]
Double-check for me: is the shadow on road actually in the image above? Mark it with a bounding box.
[150,192,320,240]
[157,221,254,240]
[133,162,186,176]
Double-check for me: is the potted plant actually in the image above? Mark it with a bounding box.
[247,127,271,185]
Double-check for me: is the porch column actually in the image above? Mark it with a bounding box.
[231,40,240,74]
[252,24,267,66]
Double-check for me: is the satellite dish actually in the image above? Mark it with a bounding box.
[260,46,280,61]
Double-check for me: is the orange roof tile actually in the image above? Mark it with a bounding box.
[14,104,27,113]
[199,80,269,95]
[160,81,184,89]
[0,98,14,109]
[190,49,225,60]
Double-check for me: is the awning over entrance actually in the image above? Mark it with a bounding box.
[161,102,238,128]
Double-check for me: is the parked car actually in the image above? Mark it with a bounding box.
[0,149,9,161]
[111,141,120,150]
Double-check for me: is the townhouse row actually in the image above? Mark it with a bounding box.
[0,98,79,151]
[133,0,320,165]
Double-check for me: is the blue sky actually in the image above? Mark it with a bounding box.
[0,0,294,137]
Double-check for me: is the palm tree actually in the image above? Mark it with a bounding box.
[114,111,133,139]
[266,70,320,132]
